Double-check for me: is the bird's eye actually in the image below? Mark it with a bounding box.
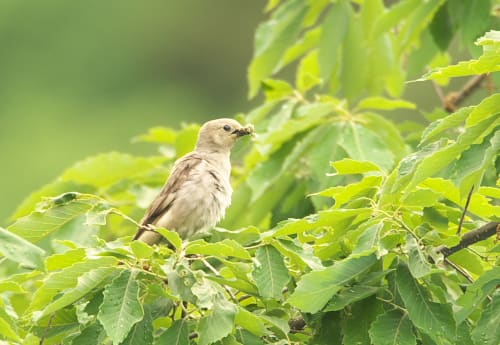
[223,125,232,132]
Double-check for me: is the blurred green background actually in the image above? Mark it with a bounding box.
[0,0,265,223]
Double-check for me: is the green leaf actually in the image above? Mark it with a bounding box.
[465,93,500,128]
[271,208,372,238]
[155,319,189,345]
[235,307,268,337]
[133,126,177,144]
[71,322,105,345]
[198,298,237,345]
[318,0,349,83]
[451,130,500,198]
[97,270,144,345]
[288,253,377,313]
[121,306,153,345]
[357,112,409,163]
[8,193,106,243]
[155,227,182,249]
[30,256,118,313]
[330,158,382,175]
[261,79,294,102]
[372,0,420,39]
[39,266,117,319]
[406,235,440,278]
[356,97,416,111]
[296,50,321,93]
[456,267,500,323]
[186,239,251,260]
[0,226,46,269]
[342,297,382,345]
[248,0,307,97]
[397,113,499,193]
[252,245,290,300]
[420,106,472,145]
[341,8,368,102]
[130,240,155,259]
[369,310,417,345]
[338,122,395,172]
[324,285,381,312]
[62,152,165,187]
[46,248,86,271]
[396,264,456,341]
[471,292,500,345]
[0,314,20,342]
[420,30,500,79]
[312,175,382,208]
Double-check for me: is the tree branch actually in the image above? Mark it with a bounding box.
[444,74,487,112]
[437,222,499,257]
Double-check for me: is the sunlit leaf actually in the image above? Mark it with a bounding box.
[288,253,377,313]
[0,226,45,269]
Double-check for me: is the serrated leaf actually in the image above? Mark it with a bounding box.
[288,253,377,313]
[0,226,45,269]
[198,298,237,345]
[369,310,416,345]
[271,208,372,238]
[121,305,153,345]
[451,130,500,198]
[420,106,472,146]
[39,266,117,319]
[456,267,500,323]
[30,256,117,313]
[312,175,382,208]
[71,322,105,345]
[471,292,500,345]
[186,239,251,260]
[252,245,290,300]
[97,270,144,345]
[156,319,189,345]
[45,248,86,271]
[8,193,105,243]
[419,30,500,80]
[396,264,456,341]
[357,97,416,111]
[324,285,381,311]
[330,158,382,175]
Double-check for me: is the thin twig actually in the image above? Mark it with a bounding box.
[443,258,474,283]
[438,222,499,257]
[457,186,474,235]
[444,74,487,112]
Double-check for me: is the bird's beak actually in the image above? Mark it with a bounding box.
[232,124,254,137]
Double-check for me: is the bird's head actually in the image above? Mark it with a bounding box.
[195,118,254,153]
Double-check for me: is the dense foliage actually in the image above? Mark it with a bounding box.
[0,1,499,344]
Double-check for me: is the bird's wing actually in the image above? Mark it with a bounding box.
[134,153,202,239]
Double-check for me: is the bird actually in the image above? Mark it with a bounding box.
[134,118,254,245]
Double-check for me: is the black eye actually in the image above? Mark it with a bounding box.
[223,124,232,132]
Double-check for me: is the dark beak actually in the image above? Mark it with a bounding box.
[232,126,254,137]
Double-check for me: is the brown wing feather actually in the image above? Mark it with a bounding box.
[134,154,202,239]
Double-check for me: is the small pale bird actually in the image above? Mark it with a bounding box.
[134,118,253,245]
